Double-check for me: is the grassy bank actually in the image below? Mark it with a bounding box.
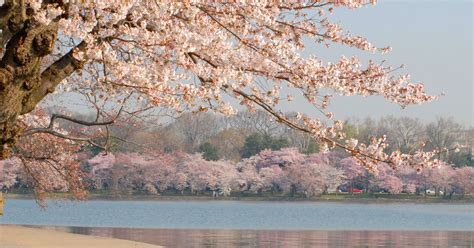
[4,190,474,203]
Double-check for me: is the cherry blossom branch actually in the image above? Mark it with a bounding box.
[19,157,44,189]
[228,87,458,170]
[187,49,443,171]
[229,87,387,162]
[186,51,387,166]
[22,107,123,150]
[184,11,390,108]
[276,2,330,10]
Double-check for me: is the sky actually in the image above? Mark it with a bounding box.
[33,1,473,126]
[285,0,473,126]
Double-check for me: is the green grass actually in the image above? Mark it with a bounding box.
[4,189,474,203]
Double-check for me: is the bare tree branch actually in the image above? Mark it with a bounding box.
[21,41,87,114]
[22,106,124,150]
[24,128,106,149]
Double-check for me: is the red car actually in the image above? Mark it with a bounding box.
[349,188,363,193]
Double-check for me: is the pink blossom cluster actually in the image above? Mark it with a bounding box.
[6,110,87,202]
[71,148,474,197]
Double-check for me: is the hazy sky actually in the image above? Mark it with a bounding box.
[285,0,473,125]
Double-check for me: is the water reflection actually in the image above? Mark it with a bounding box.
[32,226,473,248]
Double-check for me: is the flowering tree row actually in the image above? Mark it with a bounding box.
[4,148,472,198]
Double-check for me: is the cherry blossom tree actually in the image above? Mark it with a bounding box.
[378,175,403,194]
[236,156,265,194]
[0,158,21,189]
[119,151,189,194]
[306,153,345,193]
[338,157,366,191]
[256,148,306,169]
[286,162,326,197]
[372,163,404,194]
[422,163,454,196]
[236,148,303,194]
[394,166,418,194]
[1,1,440,167]
[88,151,184,194]
[87,152,115,190]
[449,167,474,197]
[259,165,285,194]
[244,148,346,197]
[178,153,234,195]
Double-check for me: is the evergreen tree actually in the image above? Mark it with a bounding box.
[199,142,220,161]
[240,133,289,158]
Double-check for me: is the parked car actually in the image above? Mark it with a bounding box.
[425,189,443,195]
[338,187,363,193]
[349,188,363,194]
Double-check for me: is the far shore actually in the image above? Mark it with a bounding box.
[4,192,474,204]
[0,225,161,248]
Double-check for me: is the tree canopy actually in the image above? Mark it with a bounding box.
[240,133,289,158]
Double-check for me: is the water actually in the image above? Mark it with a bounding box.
[25,226,474,247]
[1,200,473,247]
[2,199,473,230]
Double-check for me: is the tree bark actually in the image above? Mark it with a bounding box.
[0,6,85,159]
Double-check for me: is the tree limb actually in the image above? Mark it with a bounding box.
[23,128,106,149]
[22,106,123,150]
[45,111,120,129]
[21,41,87,114]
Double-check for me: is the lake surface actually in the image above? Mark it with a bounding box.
[1,200,473,247]
[2,199,473,230]
[24,226,474,247]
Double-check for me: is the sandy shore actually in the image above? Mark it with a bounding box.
[0,225,162,248]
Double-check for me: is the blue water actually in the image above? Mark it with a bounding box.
[2,200,473,231]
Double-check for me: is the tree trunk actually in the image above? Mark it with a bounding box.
[0,5,85,159]
[290,184,296,197]
[351,181,354,196]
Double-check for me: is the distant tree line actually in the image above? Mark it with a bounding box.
[99,111,472,167]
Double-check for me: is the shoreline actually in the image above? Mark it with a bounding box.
[0,225,162,248]
[4,193,474,204]
[9,223,474,232]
